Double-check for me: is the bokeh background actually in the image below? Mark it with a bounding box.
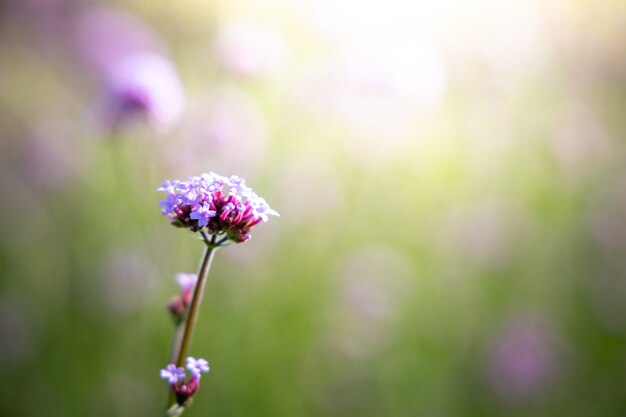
[1,0,626,416]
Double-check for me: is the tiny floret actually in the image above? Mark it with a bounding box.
[175,273,197,290]
[186,357,210,377]
[158,172,279,243]
[161,357,211,406]
[167,273,197,322]
[160,364,186,384]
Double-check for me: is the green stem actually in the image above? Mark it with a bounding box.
[168,324,185,365]
[176,244,217,367]
[166,242,218,410]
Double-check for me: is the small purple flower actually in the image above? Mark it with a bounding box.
[161,357,210,406]
[157,172,279,243]
[189,202,217,228]
[167,273,197,321]
[157,180,179,193]
[175,273,197,290]
[186,357,210,377]
[160,364,186,384]
[228,175,250,196]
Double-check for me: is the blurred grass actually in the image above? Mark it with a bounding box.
[2,0,626,416]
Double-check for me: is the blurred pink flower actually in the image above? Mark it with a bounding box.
[214,21,288,78]
[73,7,184,134]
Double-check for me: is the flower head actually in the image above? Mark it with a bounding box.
[161,357,210,406]
[158,172,279,243]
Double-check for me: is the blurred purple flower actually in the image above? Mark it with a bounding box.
[103,52,185,134]
[74,6,163,73]
[485,312,561,402]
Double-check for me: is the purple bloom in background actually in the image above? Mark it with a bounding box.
[103,52,185,134]
[74,6,163,73]
[73,6,185,134]
[158,172,279,243]
[485,312,562,403]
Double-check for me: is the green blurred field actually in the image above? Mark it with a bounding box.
[1,0,626,416]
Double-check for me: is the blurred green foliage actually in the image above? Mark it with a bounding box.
[1,0,626,416]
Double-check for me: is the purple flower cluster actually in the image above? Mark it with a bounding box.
[158,173,279,243]
[160,357,210,406]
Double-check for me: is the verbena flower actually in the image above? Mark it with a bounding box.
[161,357,210,406]
[158,173,279,243]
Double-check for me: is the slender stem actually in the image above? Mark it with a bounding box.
[175,244,217,367]
[165,323,185,409]
[200,230,211,246]
[168,324,185,365]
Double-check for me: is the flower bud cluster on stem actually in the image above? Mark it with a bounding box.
[161,357,210,414]
[158,172,278,416]
[158,173,278,244]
